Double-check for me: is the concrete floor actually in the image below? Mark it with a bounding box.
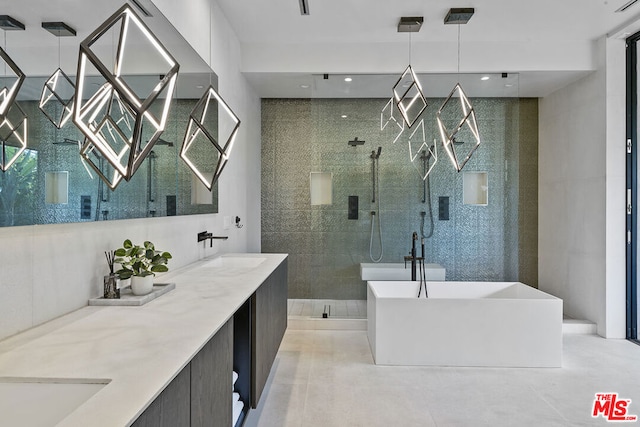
[245,329,640,427]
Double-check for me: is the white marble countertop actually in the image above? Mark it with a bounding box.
[0,253,287,427]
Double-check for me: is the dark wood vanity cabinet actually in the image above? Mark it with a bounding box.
[132,320,233,427]
[191,320,233,427]
[132,257,287,427]
[130,359,191,427]
[251,258,288,407]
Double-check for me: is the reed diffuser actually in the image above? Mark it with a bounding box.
[104,250,120,299]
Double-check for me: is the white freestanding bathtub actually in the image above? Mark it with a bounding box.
[360,263,446,281]
[367,281,562,367]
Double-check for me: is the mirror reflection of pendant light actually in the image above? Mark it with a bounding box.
[391,17,426,129]
[380,97,404,143]
[73,4,179,185]
[180,1,241,191]
[437,8,481,173]
[0,102,28,172]
[408,119,438,181]
[180,86,241,191]
[52,138,94,179]
[39,22,76,129]
[80,138,124,190]
[0,16,26,120]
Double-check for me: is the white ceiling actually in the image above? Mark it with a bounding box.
[215,0,640,97]
[1,0,213,100]
[4,0,640,98]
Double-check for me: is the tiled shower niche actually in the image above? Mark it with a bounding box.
[261,98,538,299]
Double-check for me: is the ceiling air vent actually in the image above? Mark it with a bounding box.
[299,0,310,15]
[616,0,640,12]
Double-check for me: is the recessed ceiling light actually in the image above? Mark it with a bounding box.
[196,85,204,89]
[344,77,353,82]
[504,84,513,88]
[481,76,490,81]
[341,114,348,118]
[300,84,310,89]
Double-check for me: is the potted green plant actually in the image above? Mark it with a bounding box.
[114,239,172,296]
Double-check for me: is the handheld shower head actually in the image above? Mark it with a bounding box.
[377,146,382,158]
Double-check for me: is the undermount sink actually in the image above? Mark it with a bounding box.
[203,256,266,270]
[0,377,110,427]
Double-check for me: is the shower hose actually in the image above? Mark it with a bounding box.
[369,158,383,262]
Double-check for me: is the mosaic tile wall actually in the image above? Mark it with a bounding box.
[0,100,218,227]
[261,98,538,299]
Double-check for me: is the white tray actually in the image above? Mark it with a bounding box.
[89,283,175,306]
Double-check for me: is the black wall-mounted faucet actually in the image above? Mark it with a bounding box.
[197,231,228,247]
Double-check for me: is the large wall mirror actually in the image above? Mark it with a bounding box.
[0,0,219,227]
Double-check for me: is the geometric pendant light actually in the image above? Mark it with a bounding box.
[40,68,75,128]
[39,22,77,129]
[437,8,481,172]
[0,47,25,120]
[180,85,241,191]
[380,97,404,144]
[392,17,427,129]
[73,4,179,183]
[180,0,240,192]
[0,102,28,172]
[408,119,438,180]
[80,138,124,190]
[392,64,427,129]
[436,83,480,172]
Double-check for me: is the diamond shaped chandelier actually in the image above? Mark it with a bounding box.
[40,68,75,128]
[437,8,481,172]
[408,119,438,181]
[392,17,427,129]
[0,47,25,120]
[80,138,124,190]
[392,65,427,129]
[437,83,480,172]
[180,85,241,191]
[39,22,77,129]
[0,102,27,172]
[73,4,179,183]
[380,97,404,143]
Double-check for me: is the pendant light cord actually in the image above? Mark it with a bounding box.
[3,32,6,78]
[209,0,213,86]
[457,24,461,75]
[408,31,412,65]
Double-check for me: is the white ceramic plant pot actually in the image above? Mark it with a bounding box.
[131,275,154,296]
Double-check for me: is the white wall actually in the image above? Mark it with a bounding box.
[153,0,262,253]
[538,36,626,338]
[0,0,262,341]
